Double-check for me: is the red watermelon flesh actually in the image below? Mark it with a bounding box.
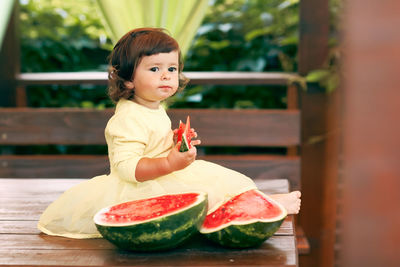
[96,193,199,225]
[177,116,192,152]
[202,190,283,230]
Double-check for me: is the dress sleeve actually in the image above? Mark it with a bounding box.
[107,113,149,183]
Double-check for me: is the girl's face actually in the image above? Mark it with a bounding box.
[126,51,179,109]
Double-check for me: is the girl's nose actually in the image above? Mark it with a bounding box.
[161,71,170,80]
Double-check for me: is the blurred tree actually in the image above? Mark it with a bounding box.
[18,0,340,156]
[171,0,300,109]
[19,0,114,108]
[20,0,112,72]
[20,0,340,108]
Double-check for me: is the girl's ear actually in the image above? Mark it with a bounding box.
[125,81,135,89]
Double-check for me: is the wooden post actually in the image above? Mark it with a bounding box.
[0,1,19,107]
[298,0,333,266]
[342,0,400,266]
[286,84,299,157]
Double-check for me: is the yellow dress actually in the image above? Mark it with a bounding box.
[38,99,257,238]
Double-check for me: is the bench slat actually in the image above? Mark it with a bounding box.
[16,71,299,86]
[0,236,298,266]
[169,109,300,146]
[0,155,299,188]
[0,108,300,146]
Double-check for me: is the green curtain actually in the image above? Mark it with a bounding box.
[96,0,209,57]
[0,0,15,50]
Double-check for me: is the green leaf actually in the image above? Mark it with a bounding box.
[245,27,272,42]
[306,69,330,83]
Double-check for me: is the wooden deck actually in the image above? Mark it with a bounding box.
[0,178,298,266]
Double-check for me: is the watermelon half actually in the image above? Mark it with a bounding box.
[200,189,287,248]
[177,116,192,152]
[94,192,207,251]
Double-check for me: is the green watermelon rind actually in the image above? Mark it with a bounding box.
[202,218,285,248]
[94,193,208,251]
[179,132,190,152]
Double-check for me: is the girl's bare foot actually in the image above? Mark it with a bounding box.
[269,191,301,214]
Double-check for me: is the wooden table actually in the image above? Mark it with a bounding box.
[0,178,298,266]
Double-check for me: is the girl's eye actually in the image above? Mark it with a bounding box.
[150,67,159,72]
[168,67,177,72]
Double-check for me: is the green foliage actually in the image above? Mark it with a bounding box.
[19,0,113,108]
[171,0,300,109]
[20,0,340,109]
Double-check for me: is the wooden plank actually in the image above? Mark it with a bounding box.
[0,235,297,266]
[0,179,293,221]
[0,178,290,198]
[0,108,113,145]
[0,155,110,179]
[0,218,293,236]
[0,178,290,196]
[0,108,300,146]
[0,155,299,188]
[169,109,300,147]
[16,71,300,86]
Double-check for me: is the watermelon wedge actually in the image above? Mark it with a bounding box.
[177,116,192,152]
[200,189,287,248]
[94,192,207,251]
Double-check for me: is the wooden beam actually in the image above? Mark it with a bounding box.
[298,0,330,76]
[298,0,331,266]
[0,1,19,107]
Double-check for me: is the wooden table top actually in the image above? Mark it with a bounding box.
[0,178,298,266]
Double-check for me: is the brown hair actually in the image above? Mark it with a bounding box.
[107,28,189,102]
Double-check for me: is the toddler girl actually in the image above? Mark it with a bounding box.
[38,28,300,238]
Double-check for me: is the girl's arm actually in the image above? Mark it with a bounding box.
[135,140,201,182]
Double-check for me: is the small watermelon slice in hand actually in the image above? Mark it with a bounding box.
[200,189,287,248]
[177,116,192,152]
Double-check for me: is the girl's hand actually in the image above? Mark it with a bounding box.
[167,139,201,171]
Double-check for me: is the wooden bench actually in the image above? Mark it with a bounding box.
[0,178,297,266]
[0,71,309,257]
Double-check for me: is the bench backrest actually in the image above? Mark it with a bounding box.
[0,72,301,190]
